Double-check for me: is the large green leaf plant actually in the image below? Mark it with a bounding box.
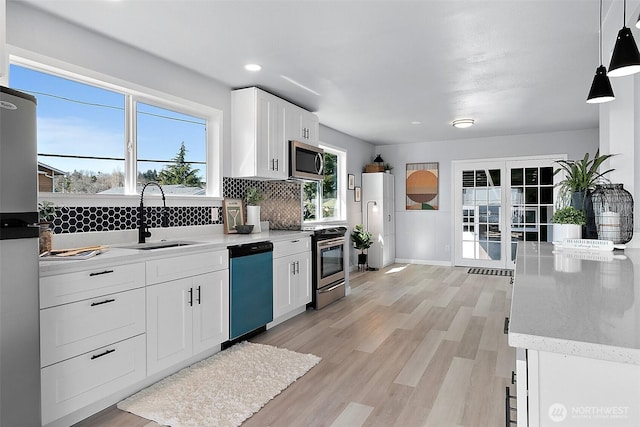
[554,150,615,206]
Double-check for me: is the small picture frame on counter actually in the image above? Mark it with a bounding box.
[223,198,245,234]
[354,186,361,202]
[348,174,355,190]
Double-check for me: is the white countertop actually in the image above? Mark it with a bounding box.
[508,242,640,365]
[39,229,312,276]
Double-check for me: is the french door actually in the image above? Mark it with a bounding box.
[453,157,559,269]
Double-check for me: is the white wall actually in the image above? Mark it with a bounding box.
[375,128,599,264]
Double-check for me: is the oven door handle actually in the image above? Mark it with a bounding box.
[318,281,345,293]
[317,238,345,248]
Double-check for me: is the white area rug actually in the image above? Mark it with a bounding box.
[117,341,321,427]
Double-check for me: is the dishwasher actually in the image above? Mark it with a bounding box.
[228,241,273,342]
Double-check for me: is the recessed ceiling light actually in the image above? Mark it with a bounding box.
[244,64,262,72]
[411,121,422,125]
[452,118,475,129]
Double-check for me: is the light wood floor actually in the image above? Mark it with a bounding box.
[75,264,514,427]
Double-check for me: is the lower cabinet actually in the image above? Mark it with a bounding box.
[146,270,229,375]
[512,348,640,426]
[41,334,146,425]
[273,252,311,318]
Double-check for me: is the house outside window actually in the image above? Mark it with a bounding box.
[303,145,346,223]
[9,62,218,197]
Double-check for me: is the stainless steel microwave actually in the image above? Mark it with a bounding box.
[289,140,324,181]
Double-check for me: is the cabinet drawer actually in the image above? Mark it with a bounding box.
[273,237,310,258]
[41,334,146,426]
[146,249,229,285]
[40,288,146,367]
[40,263,145,309]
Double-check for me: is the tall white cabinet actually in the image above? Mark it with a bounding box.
[362,172,395,269]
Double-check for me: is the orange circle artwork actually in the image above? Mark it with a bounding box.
[407,170,437,206]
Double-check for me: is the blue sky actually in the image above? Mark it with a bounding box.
[9,64,206,180]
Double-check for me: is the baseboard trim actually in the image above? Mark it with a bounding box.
[394,258,453,267]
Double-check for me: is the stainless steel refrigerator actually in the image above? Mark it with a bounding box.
[0,86,41,426]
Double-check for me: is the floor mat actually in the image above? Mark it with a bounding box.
[467,267,513,276]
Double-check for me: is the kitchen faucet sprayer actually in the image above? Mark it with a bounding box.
[138,181,168,244]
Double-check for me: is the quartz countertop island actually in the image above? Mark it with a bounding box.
[508,242,640,365]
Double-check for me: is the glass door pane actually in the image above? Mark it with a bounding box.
[458,165,504,266]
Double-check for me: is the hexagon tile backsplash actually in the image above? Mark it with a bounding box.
[50,178,302,235]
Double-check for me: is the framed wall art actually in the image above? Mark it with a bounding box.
[223,198,245,233]
[348,174,355,190]
[406,162,439,210]
[354,186,361,202]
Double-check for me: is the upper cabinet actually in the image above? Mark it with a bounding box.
[285,103,319,145]
[232,87,287,179]
[231,87,319,179]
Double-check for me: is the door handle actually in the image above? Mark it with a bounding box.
[291,262,296,275]
[196,285,201,304]
[188,287,193,306]
[295,261,300,274]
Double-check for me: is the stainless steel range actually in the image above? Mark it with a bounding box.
[306,226,347,309]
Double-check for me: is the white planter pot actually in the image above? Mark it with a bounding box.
[553,224,582,243]
[246,205,261,233]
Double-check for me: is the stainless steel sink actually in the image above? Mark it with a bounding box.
[119,240,201,250]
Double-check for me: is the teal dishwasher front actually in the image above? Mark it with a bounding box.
[228,241,273,340]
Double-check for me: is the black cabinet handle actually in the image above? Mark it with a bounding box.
[197,286,201,304]
[503,317,510,334]
[188,288,193,306]
[511,370,516,384]
[89,269,114,277]
[91,348,115,360]
[91,298,115,307]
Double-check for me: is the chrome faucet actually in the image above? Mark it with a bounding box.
[138,182,169,244]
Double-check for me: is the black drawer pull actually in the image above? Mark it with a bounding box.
[503,317,510,334]
[91,298,115,307]
[89,269,114,277]
[91,348,115,360]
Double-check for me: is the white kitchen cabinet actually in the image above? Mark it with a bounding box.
[512,348,640,426]
[40,287,146,367]
[362,172,395,269]
[231,87,287,179]
[147,267,229,375]
[41,334,146,426]
[272,238,311,320]
[39,260,147,426]
[285,103,319,145]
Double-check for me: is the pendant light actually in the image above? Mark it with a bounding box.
[608,0,640,77]
[587,0,615,103]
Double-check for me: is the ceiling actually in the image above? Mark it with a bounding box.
[16,0,628,145]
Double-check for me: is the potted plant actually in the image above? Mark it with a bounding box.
[551,206,586,242]
[245,187,264,233]
[384,163,394,174]
[554,150,615,238]
[554,150,615,208]
[350,224,373,269]
[38,200,57,254]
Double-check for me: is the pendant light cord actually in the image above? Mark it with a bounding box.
[599,0,603,64]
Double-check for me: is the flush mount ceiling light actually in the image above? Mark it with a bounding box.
[608,0,640,77]
[587,0,615,103]
[244,64,262,72]
[452,119,474,129]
